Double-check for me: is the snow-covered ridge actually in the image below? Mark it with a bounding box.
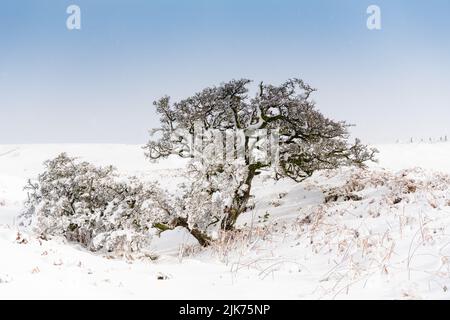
[1,143,450,299]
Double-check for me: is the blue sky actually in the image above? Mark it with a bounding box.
[1,0,449,144]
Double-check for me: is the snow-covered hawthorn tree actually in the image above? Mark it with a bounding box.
[145,79,377,235]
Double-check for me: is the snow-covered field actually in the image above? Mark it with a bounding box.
[1,143,450,299]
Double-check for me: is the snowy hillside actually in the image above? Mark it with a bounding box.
[1,143,450,299]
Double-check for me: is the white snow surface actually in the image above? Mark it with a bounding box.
[1,143,450,299]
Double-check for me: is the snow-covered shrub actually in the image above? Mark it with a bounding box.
[21,153,174,253]
[21,152,242,250]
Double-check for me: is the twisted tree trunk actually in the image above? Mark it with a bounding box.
[221,162,265,231]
